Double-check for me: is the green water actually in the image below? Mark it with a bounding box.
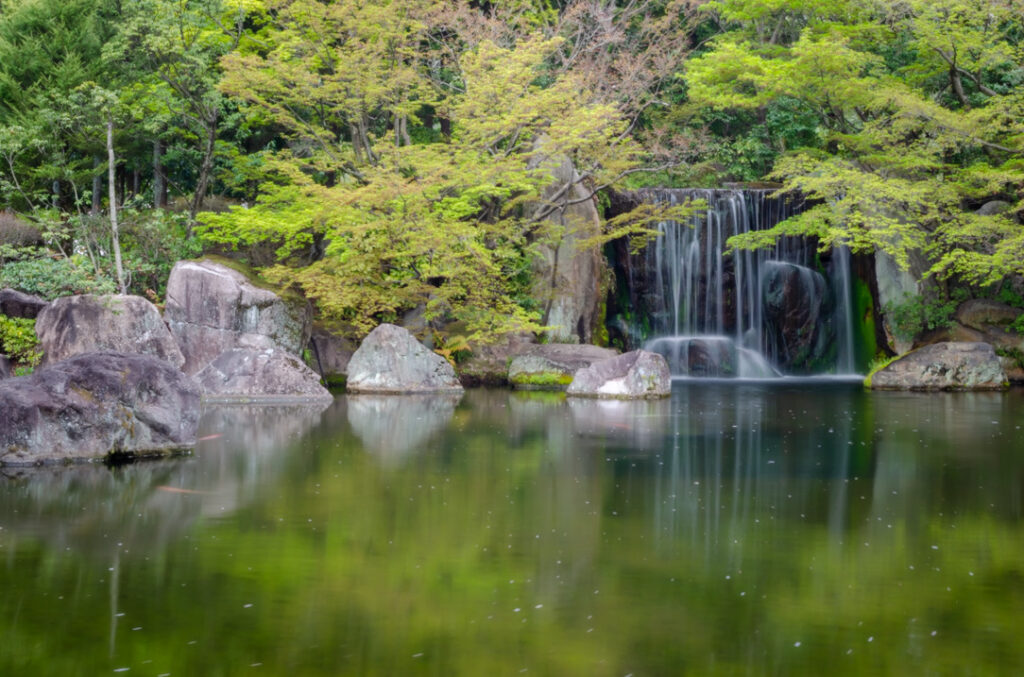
[2,384,1023,676]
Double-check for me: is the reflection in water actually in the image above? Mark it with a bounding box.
[1,387,1023,676]
[346,393,462,462]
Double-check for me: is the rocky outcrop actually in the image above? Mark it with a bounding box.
[873,250,926,354]
[508,343,618,390]
[567,349,671,399]
[347,323,463,394]
[530,153,606,344]
[195,347,332,403]
[0,352,201,465]
[35,294,184,368]
[0,288,48,319]
[761,261,833,371]
[953,299,1022,331]
[307,324,357,386]
[0,355,11,380]
[998,355,1024,384]
[164,259,311,375]
[917,300,1024,356]
[868,342,1007,391]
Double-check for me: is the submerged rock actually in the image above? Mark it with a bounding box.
[567,349,671,399]
[347,323,463,394]
[35,294,184,368]
[0,352,201,465]
[508,344,618,390]
[164,259,311,375]
[195,347,332,403]
[0,288,48,319]
[868,342,1007,391]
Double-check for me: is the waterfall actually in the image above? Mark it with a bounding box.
[615,189,858,376]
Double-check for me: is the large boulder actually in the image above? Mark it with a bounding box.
[567,349,671,399]
[195,347,332,403]
[35,294,184,368]
[0,352,201,465]
[868,342,1007,391]
[0,288,48,319]
[347,323,463,394]
[508,344,618,390]
[307,324,357,386]
[953,299,1022,331]
[164,259,312,375]
[761,261,832,371]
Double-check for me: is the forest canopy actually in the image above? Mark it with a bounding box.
[0,0,1020,342]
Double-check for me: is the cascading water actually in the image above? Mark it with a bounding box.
[612,189,858,377]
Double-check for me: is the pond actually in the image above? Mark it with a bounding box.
[2,383,1023,676]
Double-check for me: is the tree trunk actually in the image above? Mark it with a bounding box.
[189,110,218,222]
[92,156,101,215]
[107,121,127,295]
[153,139,166,208]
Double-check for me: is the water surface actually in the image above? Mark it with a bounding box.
[2,384,1022,675]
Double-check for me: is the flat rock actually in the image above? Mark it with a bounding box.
[164,259,311,374]
[35,294,184,368]
[347,323,463,394]
[508,344,618,390]
[868,342,1007,391]
[0,288,48,319]
[567,349,671,399]
[195,347,333,403]
[0,352,201,465]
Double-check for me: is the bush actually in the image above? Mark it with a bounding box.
[0,315,42,367]
[0,256,116,300]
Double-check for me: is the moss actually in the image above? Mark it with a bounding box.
[863,353,900,388]
[509,370,574,390]
[852,277,878,373]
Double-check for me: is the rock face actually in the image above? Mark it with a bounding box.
[0,288,48,319]
[761,261,832,371]
[0,355,11,379]
[0,352,201,465]
[868,342,1007,391]
[35,294,184,368]
[873,250,924,354]
[307,325,357,385]
[195,347,332,402]
[567,349,671,399]
[347,323,463,394]
[917,300,1024,356]
[530,154,606,343]
[508,344,619,390]
[164,259,311,375]
[954,299,1022,330]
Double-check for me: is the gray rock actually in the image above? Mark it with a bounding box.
[954,299,1022,330]
[347,323,463,394]
[868,342,1007,391]
[529,152,606,343]
[0,288,48,319]
[307,325,357,384]
[195,347,333,403]
[761,261,832,371]
[567,349,671,399]
[0,355,11,379]
[35,294,184,368]
[164,259,312,375]
[977,200,1013,216]
[508,344,618,390]
[0,352,201,465]
[998,355,1024,384]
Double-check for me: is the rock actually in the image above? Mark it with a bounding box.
[347,323,463,394]
[35,294,184,368]
[567,349,671,399]
[194,347,333,403]
[761,261,832,371]
[164,259,312,375]
[0,288,48,319]
[0,352,201,465]
[977,200,1013,216]
[456,332,535,386]
[873,250,925,354]
[529,152,606,343]
[998,355,1024,384]
[307,324,357,386]
[0,355,11,379]
[954,299,1022,330]
[508,344,618,390]
[868,342,1007,391]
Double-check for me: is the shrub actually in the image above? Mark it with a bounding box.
[0,257,116,300]
[0,315,42,367]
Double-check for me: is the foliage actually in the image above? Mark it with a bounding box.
[0,256,116,300]
[0,315,42,367]
[881,289,967,343]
